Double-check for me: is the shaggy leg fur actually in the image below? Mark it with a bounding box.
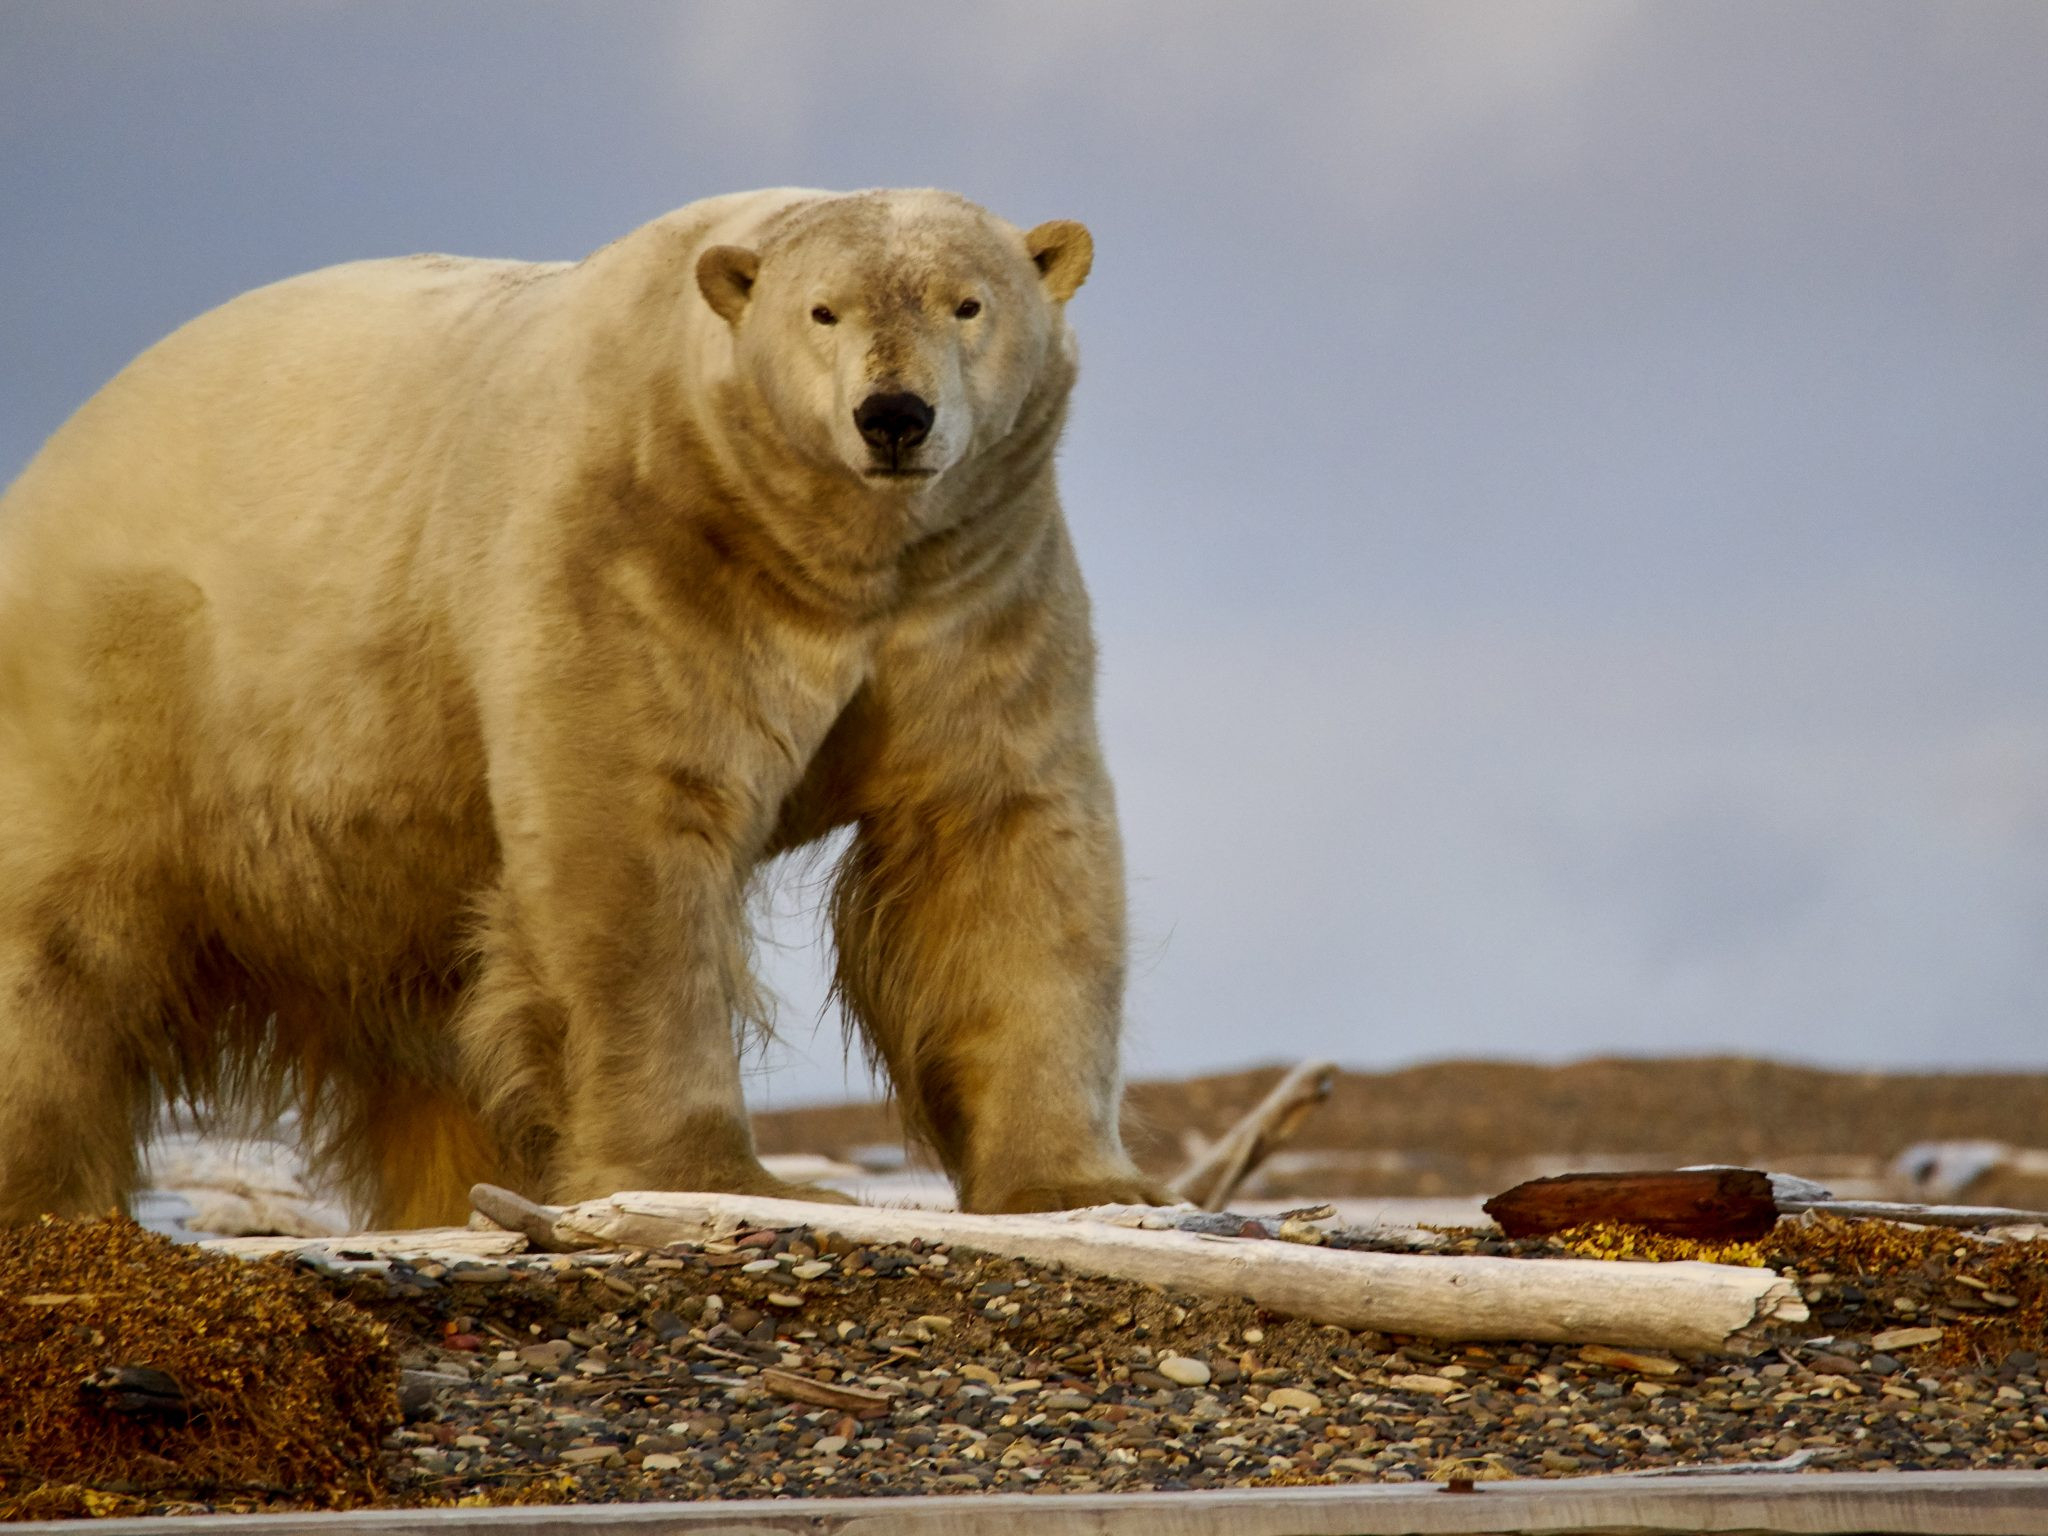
[831,796,1165,1213]
[814,523,1164,1214]
[453,877,847,1209]
[351,1080,504,1230]
[0,573,196,1222]
[0,919,155,1221]
[263,983,510,1231]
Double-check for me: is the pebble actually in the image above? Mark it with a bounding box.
[1387,1373,1458,1395]
[1870,1326,1946,1352]
[1577,1345,1681,1376]
[1264,1386,1322,1413]
[448,1265,513,1285]
[791,1261,832,1280]
[1156,1355,1211,1387]
[397,1367,467,1417]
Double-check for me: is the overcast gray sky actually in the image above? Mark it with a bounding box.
[4,3,2044,1106]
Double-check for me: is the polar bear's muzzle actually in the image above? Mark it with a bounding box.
[854,389,940,476]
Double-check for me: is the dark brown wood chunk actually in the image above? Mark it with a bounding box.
[1483,1168,1779,1241]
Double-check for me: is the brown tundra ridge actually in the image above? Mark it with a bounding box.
[755,1057,2048,1204]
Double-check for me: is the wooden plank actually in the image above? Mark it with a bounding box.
[14,1471,2048,1535]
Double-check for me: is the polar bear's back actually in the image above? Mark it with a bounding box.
[3,253,567,565]
[0,251,587,864]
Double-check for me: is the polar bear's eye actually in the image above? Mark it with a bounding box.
[955,298,983,320]
[810,305,837,326]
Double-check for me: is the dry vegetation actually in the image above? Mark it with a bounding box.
[0,1217,396,1519]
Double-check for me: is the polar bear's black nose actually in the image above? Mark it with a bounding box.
[855,391,935,456]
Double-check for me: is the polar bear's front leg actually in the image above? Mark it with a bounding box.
[830,766,1167,1213]
[829,537,1166,1213]
[458,753,839,1209]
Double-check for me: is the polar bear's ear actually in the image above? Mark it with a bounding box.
[1025,220,1093,303]
[697,245,760,325]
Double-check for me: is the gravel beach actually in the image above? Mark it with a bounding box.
[7,1208,2048,1519]
[372,1227,2048,1503]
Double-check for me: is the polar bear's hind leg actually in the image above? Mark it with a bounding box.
[0,909,159,1221]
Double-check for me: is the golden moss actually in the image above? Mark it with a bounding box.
[0,1486,149,1521]
[1547,1223,1770,1267]
[0,1216,397,1518]
[1425,1453,1516,1482]
[1550,1213,2048,1363]
[417,1475,578,1508]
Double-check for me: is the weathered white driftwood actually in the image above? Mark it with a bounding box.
[470,1184,1807,1355]
[1779,1197,2048,1230]
[202,1226,527,1262]
[1172,1059,1338,1210]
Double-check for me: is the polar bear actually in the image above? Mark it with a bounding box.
[0,188,1163,1227]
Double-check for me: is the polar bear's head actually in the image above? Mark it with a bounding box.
[695,191,1090,490]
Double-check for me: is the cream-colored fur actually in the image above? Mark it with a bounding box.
[0,187,1162,1227]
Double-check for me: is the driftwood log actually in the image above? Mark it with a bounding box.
[757,1368,895,1419]
[1484,1169,1781,1241]
[1172,1059,1338,1210]
[470,1184,1806,1355]
[1778,1198,2048,1230]
[202,1226,526,1261]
